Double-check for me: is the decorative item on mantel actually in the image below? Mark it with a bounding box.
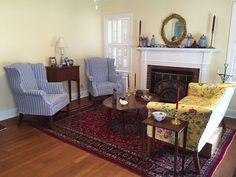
[217,63,233,83]
[191,40,199,48]
[140,35,149,47]
[138,20,142,47]
[209,15,216,48]
[186,33,194,48]
[150,35,157,47]
[198,34,208,48]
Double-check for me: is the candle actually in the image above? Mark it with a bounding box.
[127,74,130,90]
[176,87,180,110]
[134,73,136,89]
[139,20,142,37]
[211,15,216,33]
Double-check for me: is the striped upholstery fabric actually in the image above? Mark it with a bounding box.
[85,57,123,97]
[4,63,69,116]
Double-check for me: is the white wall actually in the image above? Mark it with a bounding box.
[0,0,102,120]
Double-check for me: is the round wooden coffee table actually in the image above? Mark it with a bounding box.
[103,94,159,133]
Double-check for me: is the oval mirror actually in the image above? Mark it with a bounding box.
[161,13,187,47]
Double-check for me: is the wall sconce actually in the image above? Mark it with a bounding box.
[56,37,66,66]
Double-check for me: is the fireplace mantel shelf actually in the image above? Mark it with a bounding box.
[137,47,219,53]
[137,47,219,89]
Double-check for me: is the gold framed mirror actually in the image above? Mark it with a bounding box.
[161,13,187,48]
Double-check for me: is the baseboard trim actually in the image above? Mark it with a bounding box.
[225,108,236,119]
[0,108,18,121]
[71,89,89,101]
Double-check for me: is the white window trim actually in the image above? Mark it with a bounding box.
[226,2,236,82]
[104,13,133,74]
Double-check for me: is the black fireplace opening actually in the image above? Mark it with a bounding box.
[150,68,195,103]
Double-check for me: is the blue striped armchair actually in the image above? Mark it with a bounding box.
[4,63,69,127]
[85,58,123,97]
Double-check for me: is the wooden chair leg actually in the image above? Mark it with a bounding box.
[49,117,54,129]
[89,93,92,100]
[193,152,201,174]
[18,113,23,126]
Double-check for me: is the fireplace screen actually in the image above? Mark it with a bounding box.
[148,66,199,103]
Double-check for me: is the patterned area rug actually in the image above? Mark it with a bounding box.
[0,124,6,132]
[37,106,236,177]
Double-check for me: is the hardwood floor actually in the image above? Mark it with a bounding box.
[0,98,236,177]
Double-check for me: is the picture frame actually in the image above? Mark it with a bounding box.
[49,57,57,67]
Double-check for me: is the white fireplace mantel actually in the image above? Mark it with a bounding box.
[137,47,218,89]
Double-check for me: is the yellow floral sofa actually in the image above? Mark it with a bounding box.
[146,82,236,172]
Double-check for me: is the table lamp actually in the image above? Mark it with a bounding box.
[56,37,66,66]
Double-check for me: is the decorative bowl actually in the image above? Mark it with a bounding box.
[119,99,128,106]
[152,111,167,122]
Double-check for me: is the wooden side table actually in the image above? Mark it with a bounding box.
[142,117,188,177]
[46,66,80,102]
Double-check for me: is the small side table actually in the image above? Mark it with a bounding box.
[46,66,80,102]
[142,117,188,177]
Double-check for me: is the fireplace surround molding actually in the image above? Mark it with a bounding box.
[137,47,218,89]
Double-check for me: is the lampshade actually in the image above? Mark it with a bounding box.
[56,37,66,48]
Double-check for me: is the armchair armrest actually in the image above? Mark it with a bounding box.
[23,90,46,96]
[109,72,122,83]
[39,82,65,94]
[87,75,95,82]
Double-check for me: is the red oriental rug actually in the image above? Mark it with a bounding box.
[37,106,235,177]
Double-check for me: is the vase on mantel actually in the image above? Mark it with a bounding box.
[198,35,208,48]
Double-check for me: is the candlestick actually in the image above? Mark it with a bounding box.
[172,87,181,125]
[176,87,180,110]
[218,63,233,83]
[138,20,142,47]
[212,15,216,33]
[209,15,216,48]
[139,20,141,37]
[127,74,130,90]
[126,74,131,96]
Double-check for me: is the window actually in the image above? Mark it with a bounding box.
[104,13,132,73]
[227,2,236,82]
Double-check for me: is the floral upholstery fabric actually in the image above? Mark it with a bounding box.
[147,82,236,151]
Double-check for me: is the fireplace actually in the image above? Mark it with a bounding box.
[137,48,217,93]
[147,65,199,103]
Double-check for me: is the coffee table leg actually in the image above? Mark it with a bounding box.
[107,109,112,130]
[107,109,112,119]
[121,111,127,133]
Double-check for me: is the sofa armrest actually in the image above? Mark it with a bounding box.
[40,82,65,94]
